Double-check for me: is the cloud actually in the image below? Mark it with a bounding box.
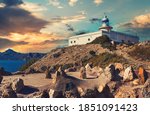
[40,13,86,35]
[121,13,150,28]
[50,14,86,24]
[19,2,47,18]
[68,0,78,6]
[0,7,48,36]
[94,0,103,5]
[48,0,63,8]
[0,3,5,7]
[119,13,150,40]
[0,38,28,50]
[0,0,23,6]
[19,2,47,12]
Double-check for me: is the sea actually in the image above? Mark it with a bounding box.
[0,60,26,73]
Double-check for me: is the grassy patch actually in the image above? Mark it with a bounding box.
[128,45,150,61]
[83,52,127,68]
[88,35,116,51]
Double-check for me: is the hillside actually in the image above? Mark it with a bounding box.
[27,44,110,72]
[27,39,150,73]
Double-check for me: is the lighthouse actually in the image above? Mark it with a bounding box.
[99,15,113,32]
[68,14,139,46]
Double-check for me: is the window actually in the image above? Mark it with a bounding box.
[74,41,76,43]
[88,38,90,41]
[70,41,72,44]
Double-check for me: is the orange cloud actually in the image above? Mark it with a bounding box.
[121,13,150,28]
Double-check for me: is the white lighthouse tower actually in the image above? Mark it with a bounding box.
[99,15,113,32]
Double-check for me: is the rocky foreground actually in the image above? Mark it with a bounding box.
[0,39,149,98]
[0,63,150,98]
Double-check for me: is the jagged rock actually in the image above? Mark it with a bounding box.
[123,66,136,82]
[115,63,124,71]
[79,67,86,79]
[2,88,17,98]
[0,75,3,84]
[58,67,67,77]
[115,86,136,98]
[11,78,24,93]
[2,83,17,98]
[92,66,103,77]
[133,79,140,85]
[85,63,92,72]
[97,84,105,93]
[77,87,85,97]
[45,68,52,79]
[138,67,148,85]
[104,64,116,82]
[49,89,55,98]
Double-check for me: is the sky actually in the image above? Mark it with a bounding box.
[0,0,150,53]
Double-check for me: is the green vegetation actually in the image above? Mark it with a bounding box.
[83,52,127,68]
[20,58,38,71]
[88,35,116,51]
[129,45,150,61]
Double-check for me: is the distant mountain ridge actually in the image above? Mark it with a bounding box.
[0,49,45,60]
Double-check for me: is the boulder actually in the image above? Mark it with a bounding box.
[92,66,103,77]
[79,67,86,79]
[58,67,67,77]
[104,64,116,82]
[2,83,17,98]
[49,89,55,98]
[97,84,105,93]
[11,78,24,93]
[138,67,148,85]
[114,63,124,71]
[77,87,85,97]
[85,63,92,72]
[2,88,17,98]
[123,66,136,82]
[45,68,52,79]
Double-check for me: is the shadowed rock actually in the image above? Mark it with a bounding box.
[2,83,17,98]
[123,66,137,82]
[11,78,24,93]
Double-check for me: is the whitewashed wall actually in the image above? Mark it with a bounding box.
[69,31,102,46]
[68,30,139,46]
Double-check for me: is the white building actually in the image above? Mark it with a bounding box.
[68,15,139,46]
